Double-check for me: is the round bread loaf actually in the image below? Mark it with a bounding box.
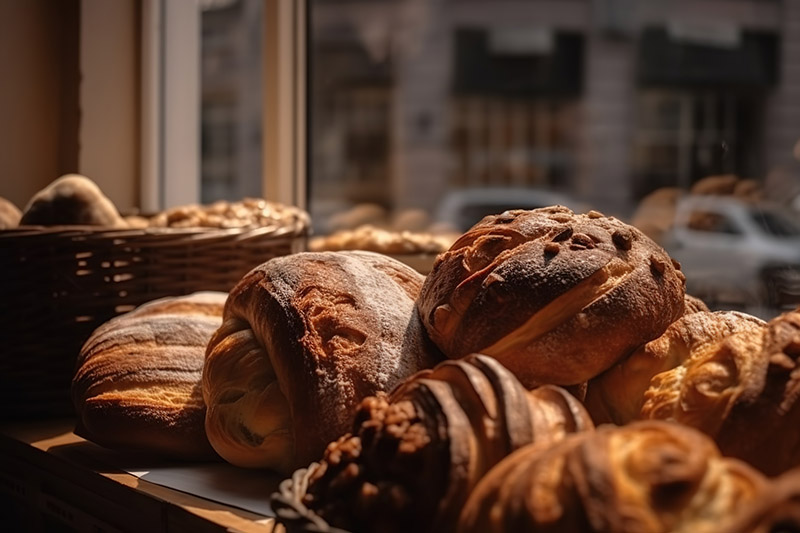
[20,174,126,227]
[417,206,687,387]
[202,250,442,474]
[72,291,227,460]
[275,354,593,533]
[584,310,765,425]
[639,307,800,475]
[459,420,767,533]
[0,196,21,228]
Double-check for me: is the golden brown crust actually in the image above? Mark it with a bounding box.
[300,354,593,533]
[72,292,227,460]
[417,206,686,387]
[637,308,800,475]
[459,420,768,533]
[202,251,442,474]
[585,310,766,425]
[0,196,21,228]
[19,174,126,227]
[720,467,800,533]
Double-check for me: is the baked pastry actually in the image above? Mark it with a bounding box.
[417,206,687,387]
[720,466,800,533]
[459,420,768,533]
[584,310,765,425]
[19,174,126,227]
[638,308,800,475]
[72,291,227,460]
[202,250,441,474]
[683,293,710,314]
[148,197,309,230]
[273,353,594,533]
[0,196,21,228]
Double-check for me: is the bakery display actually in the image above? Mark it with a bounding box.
[584,310,766,425]
[272,353,594,533]
[0,196,21,228]
[458,420,768,532]
[19,174,127,227]
[638,307,800,475]
[417,205,686,387]
[202,250,442,474]
[148,197,310,230]
[71,291,227,460]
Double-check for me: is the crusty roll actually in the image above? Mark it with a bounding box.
[0,196,21,228]
[638,308,800,475]
[72,291,227,460]
[284,354,593,533]
[584,310,765,425]
[459,420,767,533]
[683,293,710,314]
[720,466,800,533]
[417,206,687,387]
[20,174,126,227]
[202,250,441,474]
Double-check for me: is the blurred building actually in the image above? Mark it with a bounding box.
[309,0,800,221]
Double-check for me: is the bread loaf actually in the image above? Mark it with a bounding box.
[0,196,21,228]
[202,250,441,474]
[72,292,227,460]
[584,310,765,425]
[20,174,126,227]
[417,206,686,387]
[283,354,593,533]
[720,466,800,533]
[459,420,767,533]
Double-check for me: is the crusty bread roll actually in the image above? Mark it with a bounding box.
[202,250,442,474]
[683,293,710,314]
[459,420,767,533]
[72,291,227,460]
[636,308,800,475]
[720,466,800,533]
[20,174,127,227]
[584,310,765,425]
[417,206,687,387]
[0,196,21,228]
[278,354,593,533]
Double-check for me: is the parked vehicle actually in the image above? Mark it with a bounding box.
[660,195,800,312]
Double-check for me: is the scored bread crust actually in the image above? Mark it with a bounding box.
[202,250,441,474]
[417,206,687,386]
[72,291,227,460]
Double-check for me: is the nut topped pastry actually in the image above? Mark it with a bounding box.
[417,206,686,387]
[202,251,441,474]
[459,420,767,533]
[273,354,593,533]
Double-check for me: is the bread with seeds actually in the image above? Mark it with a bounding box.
[417,206,687,387]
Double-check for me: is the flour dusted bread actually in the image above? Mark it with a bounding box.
[417,206,686,386]
[585,310,765,425]
[20,174,126,227]
[274,354,593,533]
[202,250,441,474]
[459,420,767,533]
[638,308,800,475]
[72,292,227,460]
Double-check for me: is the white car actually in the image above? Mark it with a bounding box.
[661,195,800,311]
[434,187,587,232]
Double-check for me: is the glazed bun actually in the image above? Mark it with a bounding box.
[585,310,765,425]
[273,354,593,533]
[459,420,767,533]
[417,206,686,387]
[202,251,441,474]
[639,308,800,475]
[20,174,126,227]
[72,292,227,460]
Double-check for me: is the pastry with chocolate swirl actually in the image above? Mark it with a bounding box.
[272,353,594,533]
[459,420,767,533]
[417,206,686,387]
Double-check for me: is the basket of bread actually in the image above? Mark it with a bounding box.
[56,202,800,531]
[0,174,310,419]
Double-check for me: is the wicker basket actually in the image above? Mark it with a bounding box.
[0,221,308,419]
[271,463,350,533]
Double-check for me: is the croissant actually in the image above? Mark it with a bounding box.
[584,310,765,425]
[417,206,686,387]
[638,308,800,475]
[273,353,594,533]
[202,250,441,474]
[459,420,767,533]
